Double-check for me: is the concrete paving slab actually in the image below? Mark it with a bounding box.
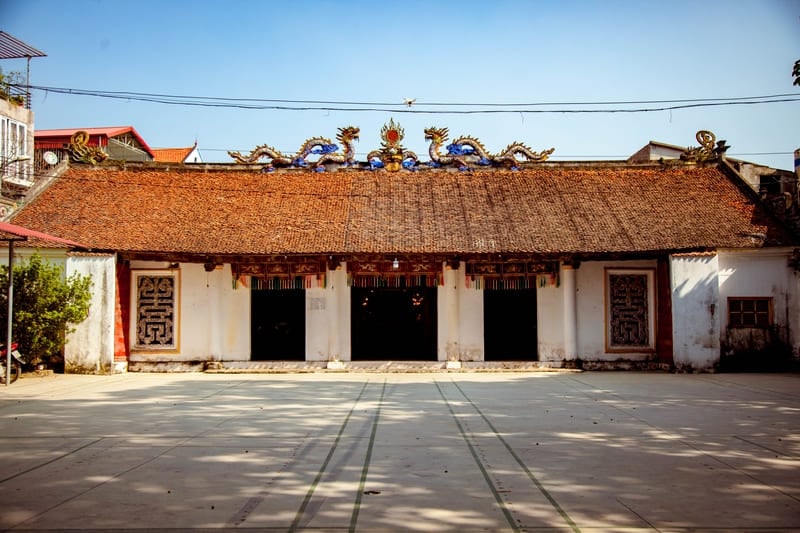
[0,372,798,532]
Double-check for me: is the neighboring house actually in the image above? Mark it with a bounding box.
[0,32,46,210]
[629,137,797,199]
[34,126,155,164]
[8,123,800,373]
[152,142,202,164]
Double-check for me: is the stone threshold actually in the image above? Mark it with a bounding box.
[127,360,583,373]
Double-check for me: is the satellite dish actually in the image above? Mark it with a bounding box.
[43,151,58,165]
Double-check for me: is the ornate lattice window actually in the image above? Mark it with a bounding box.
[728,297,772,328]
[605,269,655,352]
[132,271,179,351]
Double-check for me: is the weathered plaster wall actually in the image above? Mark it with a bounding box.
[458,272,484,361]
[717,248,797,365]
[537,282,565,362]
[186,263,249,361]
[670,254,720,371]
[432,263,483,361]
[437,265,459,361]
[575,260,657,361]
[120,253,796,370]
[306,265,350,361]
[330,266,351,361]
[128,262,250,363]
[64,254,116,373]
[306,286,329,361]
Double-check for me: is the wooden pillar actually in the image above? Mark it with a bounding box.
[113,261,131,366]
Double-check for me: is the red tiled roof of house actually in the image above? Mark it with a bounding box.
[8,163,794,257]
[34,126,154,157]
[151,146,195,163]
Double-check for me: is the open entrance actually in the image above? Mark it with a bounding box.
[351,287,437,360]
[251,289,305,360]
[483,288,538,360]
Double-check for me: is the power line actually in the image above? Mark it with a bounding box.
[15,83,800,114]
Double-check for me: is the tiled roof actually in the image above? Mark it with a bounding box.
[8,163,794,257]
[151,146,195,163]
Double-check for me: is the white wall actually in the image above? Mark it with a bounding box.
[306,286,329,361]
[458,266,484,361]
[670,254,720,370]
[717,248,797,356]
[575,260,657,361]
[129,262,348,363]
[307,266,349,361]
[64,254,116,373]
[184,263,250,361]
[437,264,460,361]
[329,266,351,361]
[436,262,484,361]
[121,253,798,369]
[128,262,250,363]
[537,281,565,361]
[0,248,106,372]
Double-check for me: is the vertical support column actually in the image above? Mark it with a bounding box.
[439,262,460,364]
[562,263,578,362]
[207,267,222,360]
[114,261,130,371]
[327,264,350,364]
[327,265,340,362]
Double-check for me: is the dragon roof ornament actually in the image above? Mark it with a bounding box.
[68,131,108,165]
[423,126,553,170]
[228,126,360,172]
[228,120,554,171]
[681,130,730,163]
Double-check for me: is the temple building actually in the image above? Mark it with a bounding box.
[7,123,799,372]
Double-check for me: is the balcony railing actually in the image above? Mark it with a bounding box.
[0,83,29,109]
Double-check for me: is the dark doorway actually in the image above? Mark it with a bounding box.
[251,289,305,360]
[351,287,437,360]
[484,288,538,360]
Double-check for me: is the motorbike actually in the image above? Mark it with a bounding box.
[0,342,25,384]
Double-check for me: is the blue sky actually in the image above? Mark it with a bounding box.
[2,0,799,168]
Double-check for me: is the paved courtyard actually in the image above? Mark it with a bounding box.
[0,371,798,532]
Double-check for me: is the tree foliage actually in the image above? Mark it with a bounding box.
[794,59,800,86]
[0,254,93,368]
[0,67,25,105]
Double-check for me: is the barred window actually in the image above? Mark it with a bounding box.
[132,271,179,351]
[605,268,655,352]
[728,298,772,328]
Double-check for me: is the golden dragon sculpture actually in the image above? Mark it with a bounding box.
[228,126,360,171]
[680,130,729,163]
[68,131,108,165]
[424,126,554,170]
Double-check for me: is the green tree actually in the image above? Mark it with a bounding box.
[0,254,93,368]
[0,67,25,105]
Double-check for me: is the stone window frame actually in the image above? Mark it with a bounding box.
[727,297,773,328]
[604,268,656,353]
[130,269,180,353]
